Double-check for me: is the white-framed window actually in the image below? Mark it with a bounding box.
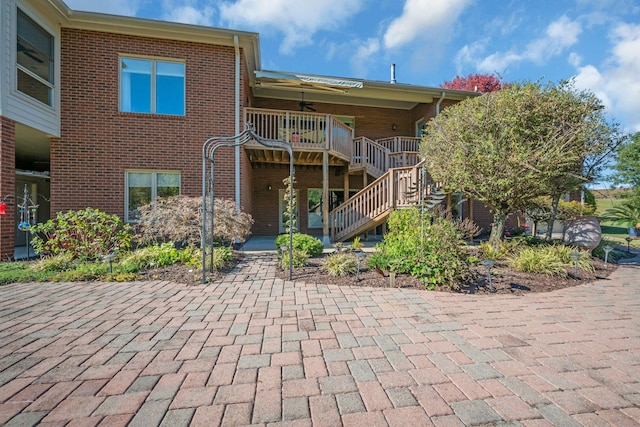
[125,171,180,221]
[16,8,54,106]
[120,57,185,115]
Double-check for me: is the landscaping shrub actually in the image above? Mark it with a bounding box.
[508,244,593,276]
[194,246,234,271]
[508,247,567,276]
[322,252,357,277]
[368,208,469,288]
[30,208,132,260]
[119,243,194,270]
[136,195,253,247]
[280,249,309,270]
[275,233,324,257]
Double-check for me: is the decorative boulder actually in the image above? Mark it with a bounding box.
[564,216,602,251]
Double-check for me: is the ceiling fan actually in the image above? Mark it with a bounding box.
[299,92,315,112]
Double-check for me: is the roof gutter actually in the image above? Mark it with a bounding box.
[436,91,445,116]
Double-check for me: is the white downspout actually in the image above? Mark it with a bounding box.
[436,91,445,116]
[234,35,240,213]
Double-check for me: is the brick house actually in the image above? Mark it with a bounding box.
[1,0,496,259]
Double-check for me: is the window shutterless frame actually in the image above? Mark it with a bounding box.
[119,56,185,115]
[125,170,181,222]
[16,8,55,107]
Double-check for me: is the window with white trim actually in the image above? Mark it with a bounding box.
[120,57,185,115]
[126,171,180,221]
[16,9,54,106]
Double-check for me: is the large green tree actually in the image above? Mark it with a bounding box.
[612,132,640,189]
[422,80,624,246]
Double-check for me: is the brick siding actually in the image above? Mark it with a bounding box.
[0,117,16,259]
[54,28,248,218]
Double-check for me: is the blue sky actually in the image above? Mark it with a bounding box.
[65,0,640,133]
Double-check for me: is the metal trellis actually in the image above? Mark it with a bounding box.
[202,124,294,283]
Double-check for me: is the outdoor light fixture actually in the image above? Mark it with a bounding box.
[103,253,116,273]
[480,260,496,292]
[603,245,614,269]
[569,251,582,277]
[355,251,366,281]
[625,236,632,253]
[391,123,398,130]
[267,184,272,191]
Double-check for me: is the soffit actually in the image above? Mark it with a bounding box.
[254,70,479,110]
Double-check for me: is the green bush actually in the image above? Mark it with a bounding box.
[193,246,233,271]
[322,252,357,277]
[31,253,75,273]
[280,249,309,270]
[119,243,187,270]
[30,208,132,261]
[367,208,469,288]
[508,245,593,276]
[275,233,324,257]
[508,247,567,276]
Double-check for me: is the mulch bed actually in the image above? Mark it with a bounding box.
[144,251,619,295]
[274,253,618,295]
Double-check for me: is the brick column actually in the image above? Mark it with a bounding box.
[0,117,16,260]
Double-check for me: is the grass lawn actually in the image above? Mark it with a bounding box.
[595,196,638,248]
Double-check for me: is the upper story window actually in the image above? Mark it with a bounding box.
[16,9,54,106]
[120,57,185,116]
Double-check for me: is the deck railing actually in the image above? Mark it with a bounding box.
[376,136,421,153]
[352,136,389,178]
[245,107,352,160]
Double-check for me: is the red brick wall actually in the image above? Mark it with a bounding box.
[0,117,16,259]
[55,28,246,218]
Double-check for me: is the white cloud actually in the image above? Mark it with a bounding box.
[218,0,365,54]
[574,23,640,131]
[461,15,582,74]
[161,1,215,26]
[349,38,381,79]
[64,0,143,16]
[383,0,471,50]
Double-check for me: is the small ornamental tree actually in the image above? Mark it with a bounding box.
[282,175,297,233]
[423,80,624,247]
[440,73,507,93]
[136,195,253,247]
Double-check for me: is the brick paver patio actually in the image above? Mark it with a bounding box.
[0,253,638,426]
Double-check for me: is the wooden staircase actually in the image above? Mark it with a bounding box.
[332,160,440,242]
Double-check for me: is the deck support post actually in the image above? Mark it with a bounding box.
[322,150,331,246]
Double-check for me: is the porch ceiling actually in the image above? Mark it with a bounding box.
[245,147,347,167]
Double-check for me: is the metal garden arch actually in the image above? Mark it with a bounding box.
[202,124,294,283]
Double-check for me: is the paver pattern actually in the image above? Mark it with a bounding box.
[0,254,638,426]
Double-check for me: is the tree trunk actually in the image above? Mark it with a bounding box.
[545,194,561,241]
[489,212,507,249]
